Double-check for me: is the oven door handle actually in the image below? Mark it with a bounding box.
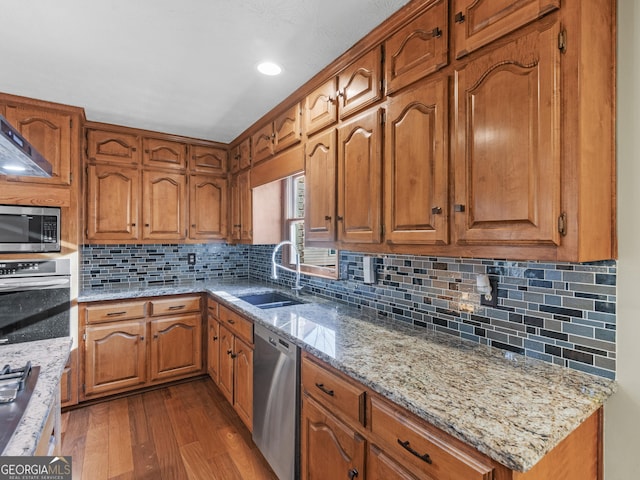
[0,278,70,290]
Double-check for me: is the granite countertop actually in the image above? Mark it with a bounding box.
[1,337,71,456]
[79,281,616,472]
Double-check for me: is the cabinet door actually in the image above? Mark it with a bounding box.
[454,21,561,247]
[84,320,146,397]
[86,164,140,241]
[218,324,234,403]
[300,395,366,480]
[337,108,383,244]
[189,175,227,240]
[233,337,253,431]
[142,170,187,240]
[385,78,448,245]
[149,313,202,382]
[452,0,559,58]
[384,0,448,95]
[305,130,337,243]
[368,444,422,480]
[305,78,338,136]
[238,169,253,241]
[338,47,383,119]
[252,123,274,164]
[60,350,78,408]
[229,175,241,241]
[231,137,251,173]
[189,144,226,174]
[143,138,187,170]
[4,104,74,185]
[274,103,302,153]
[87,129,141,165]
[207,317,220,384]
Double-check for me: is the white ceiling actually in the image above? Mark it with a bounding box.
[0,0,410,143]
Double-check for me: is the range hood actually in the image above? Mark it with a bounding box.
[0,114,53,177]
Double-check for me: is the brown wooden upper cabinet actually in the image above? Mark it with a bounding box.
[87,129,141,165]
[189,144,227,174]
[305,129,337,244]
[452,0,560,59]
[252,103,302,164]
[189,175,227,241]
[453,20,561,247]
[3,104,76,186]
[86,164,140,241]
[385,77,448,246]
[384,0,448,95]
[229,169,252,243]
[305,78,339,137]
[230,137,251,173]
[337,47,383,120]
[337,107,383,245]
[142,170,187,240]
[143,138,188,170]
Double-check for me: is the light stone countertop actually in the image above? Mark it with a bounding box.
[1,337,71,456]
[79,281,616,472]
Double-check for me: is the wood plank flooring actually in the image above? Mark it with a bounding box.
[60,378,278,480]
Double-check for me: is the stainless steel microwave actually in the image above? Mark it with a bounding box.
[0,205,60,253]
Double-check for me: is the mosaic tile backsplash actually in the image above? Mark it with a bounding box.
[81,244,249,289]
[250,246,616,379]
[82,243,616,379]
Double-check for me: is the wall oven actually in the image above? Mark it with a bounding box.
[0,204,61,253]
[0,259,70,344]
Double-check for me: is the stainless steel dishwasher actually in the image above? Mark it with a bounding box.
[253,323,299,480]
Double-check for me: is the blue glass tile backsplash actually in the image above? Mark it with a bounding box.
[82,243,616,379]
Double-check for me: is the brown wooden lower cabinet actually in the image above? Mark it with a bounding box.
[80,295,204,401]
[208,299,254,431]
[301,351,603,480]
[300,394,366,480]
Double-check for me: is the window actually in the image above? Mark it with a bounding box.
[284,174,339,278]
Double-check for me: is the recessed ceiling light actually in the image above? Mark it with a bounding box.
[257,62,282,76]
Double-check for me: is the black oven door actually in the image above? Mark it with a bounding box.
[0,276,70,344]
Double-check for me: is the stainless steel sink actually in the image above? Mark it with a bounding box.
[237,292,304,309]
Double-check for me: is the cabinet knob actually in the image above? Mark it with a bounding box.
[131,223,136,227]
[192,224,196,227]
[455,11,465,23]
[145,223,150,227]
[348,468,359,479]
[140,336,144,341]
[431,27,442,38]
[336,215,344,221]
[454,204,466,212]
[227,349,232,355]
[325,215,332,221]
[227,319,235,325]
[431,206,442,214]
[153,334,158,339]
[230,353,237,359]
[213,336,218,341]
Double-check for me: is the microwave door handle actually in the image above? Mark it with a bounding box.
[0,278,70,290]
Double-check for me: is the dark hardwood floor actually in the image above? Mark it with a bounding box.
[61,378,278,480]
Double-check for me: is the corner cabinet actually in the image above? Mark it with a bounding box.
[80,295,204,401]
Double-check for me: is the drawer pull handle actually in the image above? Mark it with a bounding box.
[348,468,359,479]
[168,305,185,310]
[315,383,335,397]
[227,319,235,324]
[397,439,432,464]
[106,311,127,316]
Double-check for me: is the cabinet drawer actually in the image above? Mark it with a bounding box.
[370,397,494,480]
[150,296,201,316]
[218,305,253,345]
[301,354,366,426]
[85,301,146,324]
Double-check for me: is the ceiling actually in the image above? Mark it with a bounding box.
[0,0,410,143]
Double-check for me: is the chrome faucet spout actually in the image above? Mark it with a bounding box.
[271,240,302,291]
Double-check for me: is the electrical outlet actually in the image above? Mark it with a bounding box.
[480,277,498,307]
[187,253,196,265]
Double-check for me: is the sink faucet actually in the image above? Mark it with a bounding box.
[271,240,302,292]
